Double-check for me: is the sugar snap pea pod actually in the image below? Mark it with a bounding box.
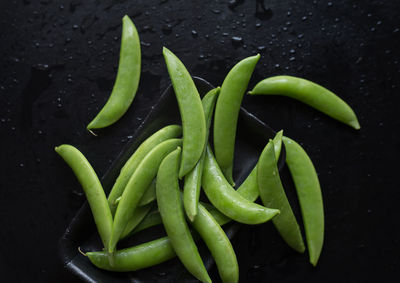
[109,138,182,253]
[87,15,141,130]
[249,76,360,130]
[55,145,113,250]
[273,129,283,159]
[132,131,283,234]
[202,145,280,224]
[282,136,324,266]
[184,87,220,221]
[108,125,182,214]
[87,236,176,272]
[131,208,163,234]
[191,203,239,283]
[258,140,305,253]
[163,47,207,179]
[119,203,153,240]
[157,147,211,283]
[213,54,261,186]
[138,179,156,206]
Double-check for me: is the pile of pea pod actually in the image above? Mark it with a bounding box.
[55,15,360,283]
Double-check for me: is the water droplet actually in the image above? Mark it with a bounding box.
[289,49,295,54]
[301,16,307,21]
[191,30,198,38]
[20,163,24,167]
[211,9,221,14]
[255,22,262,28]
[257,45,266,51]
[327,2,333,7]
[287,11,291,17]
[231,36,243,47]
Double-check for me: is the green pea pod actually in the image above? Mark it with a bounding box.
[119,203,153,240]
[282,136,324,266]
[131,208,163,234]
[258,140,305,253]
[138,179,156,206]
[133,131,284,232]
[163,47,207,179]
[87,15,141,130]
[55,145,113,250]
[87,236,176,272]
[202,145,280,224]
[184,87,220,221]
[109,138,182,253]
[249,76,360,130]
[157,147,211,283]
[108,124,182,215]
[191,203,239,283]
[112,179,156,207]
[213,54,261,186]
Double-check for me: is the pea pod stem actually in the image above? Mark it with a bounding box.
[257,139,305,253]
[87,15,141,130]
[156,147,211,283]
[163,47,207,179]
[249,76,360,130]
[183,87,220,221]
[213,54,260,185]
[55,145,113,251]
[282,136,324,266]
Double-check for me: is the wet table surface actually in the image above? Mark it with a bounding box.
[1,0,399,282]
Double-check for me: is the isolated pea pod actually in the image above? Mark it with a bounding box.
[257,139,305,253]
[156,147,212,283]
[55,145,113,251]
[213,54,260,185]
[282,136,324,266]
[183,87,220,221]
[109,138,182,254]
[87,15,141,130]
[108,125,182,215]
[249,76,360,130]
[163,47,207,179]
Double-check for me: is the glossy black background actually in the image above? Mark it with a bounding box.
[1,0,399,282]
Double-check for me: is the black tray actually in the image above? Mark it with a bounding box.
[59,77,286,283]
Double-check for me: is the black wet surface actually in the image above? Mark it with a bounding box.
[1,0,400,282]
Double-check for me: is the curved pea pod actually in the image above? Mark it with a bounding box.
[87,237,176,272]
[163,47,207,179]
[213,54,260,186]
[108,124,182,215]
[184,87,220,221]
[258,140,305,253]
[202,145,280,225]
[156,147,211,283]
[109,138,182,253]
[191,203,239,283]
[282,136,324,266]
[87,15,141,130]
[55,145,113,251]
[249,76,360,130]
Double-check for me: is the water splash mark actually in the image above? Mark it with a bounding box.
[20,64,52,130]
[255,0,273,20]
